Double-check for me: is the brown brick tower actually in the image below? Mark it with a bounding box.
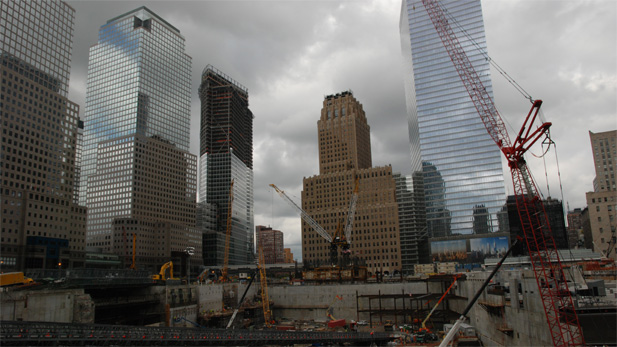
[302,91,402,275]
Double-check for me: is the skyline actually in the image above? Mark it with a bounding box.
[66,0,617,261]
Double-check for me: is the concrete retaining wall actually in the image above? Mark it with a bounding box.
[452,269,553,346]
[269,281,428,322]
[0,288,94,323]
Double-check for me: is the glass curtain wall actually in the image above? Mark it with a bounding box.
[400,0,507,237]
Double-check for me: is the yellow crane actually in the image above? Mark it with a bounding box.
[221,179,234,282]
[258,242,272,326]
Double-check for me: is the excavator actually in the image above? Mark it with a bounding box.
[151,261,179,284]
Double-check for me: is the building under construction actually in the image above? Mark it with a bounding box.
[198,65,254,267]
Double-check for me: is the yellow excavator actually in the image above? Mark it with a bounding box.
[151,261,179,284]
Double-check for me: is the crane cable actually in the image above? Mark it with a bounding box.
[437,1,534,103]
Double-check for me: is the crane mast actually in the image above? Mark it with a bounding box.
[257,242,272,326]
[420,1,584,345]
[343,177,360,245]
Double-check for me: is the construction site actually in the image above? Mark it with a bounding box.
[1,1,616,346]
[1,256,616,346]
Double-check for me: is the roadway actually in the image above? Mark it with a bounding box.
[1,320,396,346]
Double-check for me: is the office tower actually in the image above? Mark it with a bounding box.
[82,7,200,270]
[198,65,254,266]
[585,130,616,260]
[302,91,401,275]
[506,196,569,256]
[256,226,284,264]
[399,0,507,238]
[1,0,86,270]
[394,172,429,274]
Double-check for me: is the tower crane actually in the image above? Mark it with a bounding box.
[257,242,272,326]
[334,177,360,264]
[420,1,584,345]
[221,179,234,283]
[270,177,359,266]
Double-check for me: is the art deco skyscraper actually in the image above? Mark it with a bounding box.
[82,7,200,270]
[302,91,401,275]
[1,0,86,270]
[198,66,254,266]
[399,0,507,238]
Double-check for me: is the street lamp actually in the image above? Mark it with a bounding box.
[58,262,62,279]
[185,247,195,284]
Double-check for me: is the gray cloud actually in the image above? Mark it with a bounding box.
[67,0,616,261]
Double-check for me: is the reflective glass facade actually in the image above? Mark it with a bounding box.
[81,6,191,205]
[0,0,74,97]
[199,66,254,266]
[81,7,197,268]
[400,0,507,237]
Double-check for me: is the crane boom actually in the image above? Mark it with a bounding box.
[270,184,332,243]
[421,1,584,345]
[343,177,360,244]
[421,274,459,331]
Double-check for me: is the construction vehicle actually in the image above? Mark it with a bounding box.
[221,179,234,283]
[421,1,584,345]
[226,270,256,329]
[257,242,272,326]
[151,261,178,283]
[326,295,343,321]
[198,268,219,283]
[270,177,359,265]
[0,272,34,287]
[419,274,459,335]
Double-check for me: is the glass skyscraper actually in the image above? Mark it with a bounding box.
[82,7,199,269]
[198,66,254,266]
[399,0,507,237]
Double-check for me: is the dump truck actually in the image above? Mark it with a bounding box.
[0,272,34,287]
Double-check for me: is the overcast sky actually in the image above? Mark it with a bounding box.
[66,0,616,261]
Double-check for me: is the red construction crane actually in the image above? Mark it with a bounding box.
[420,1,584,345]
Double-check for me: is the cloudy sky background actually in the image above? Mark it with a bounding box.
[66,0,616,261]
